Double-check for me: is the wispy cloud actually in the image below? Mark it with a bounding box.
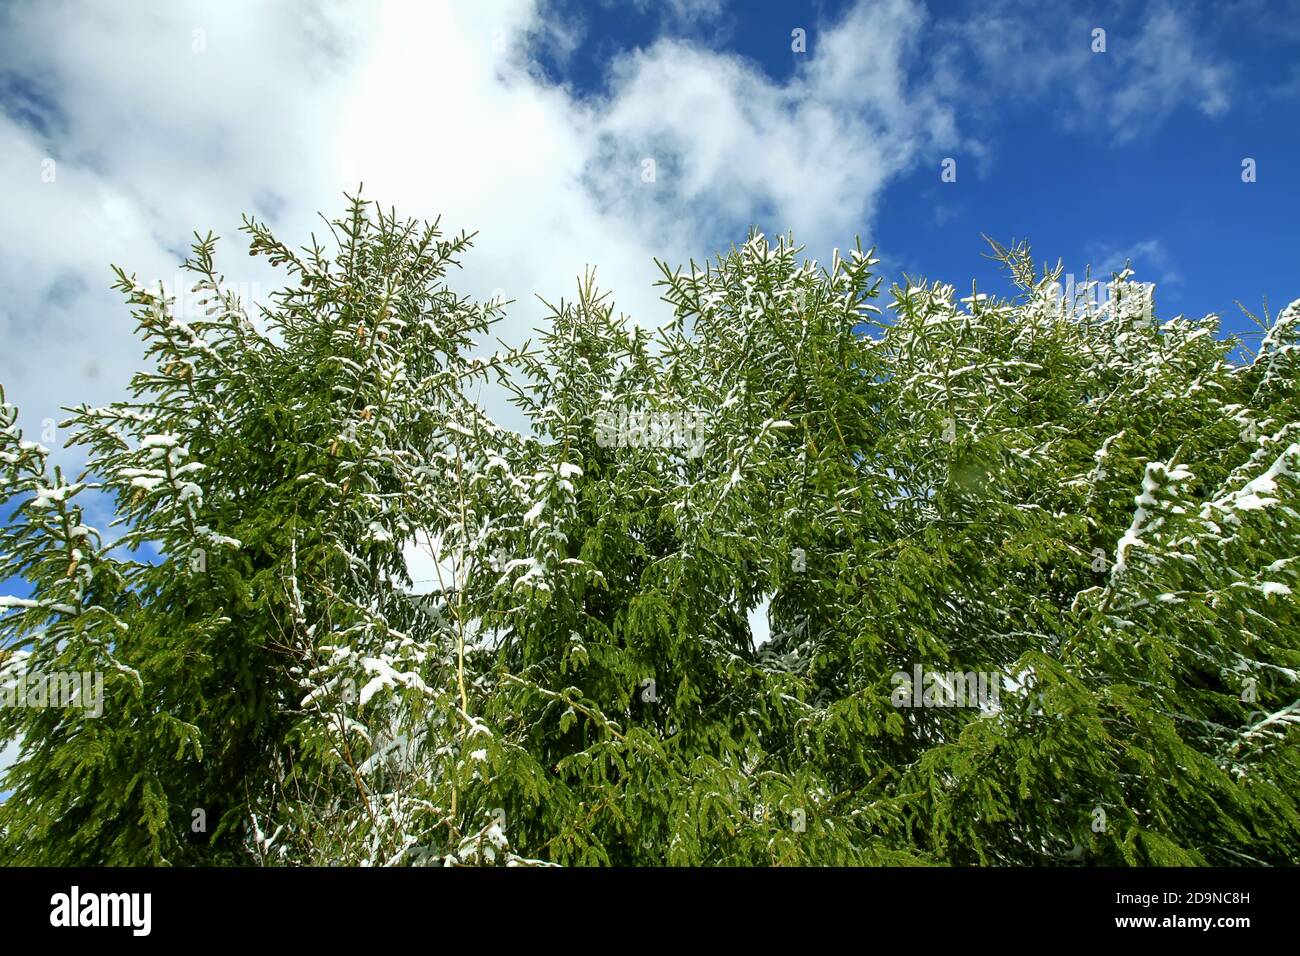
[1085,238,1183,285]
[938,0,1234,145]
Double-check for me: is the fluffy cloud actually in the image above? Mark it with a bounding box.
[586,0,956,251]
[0,0,961,453]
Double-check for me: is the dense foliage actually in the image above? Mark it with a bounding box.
[2,197,1297,865]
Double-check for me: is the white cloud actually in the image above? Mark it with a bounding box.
[1086,238,1182,285]
[627,0,724,24]
[1103,3,1231,139]
[944,0,1233,145]
[403,531,459,596]
[587,0,955,252]
[0,735,20,777]
[747,595,772,649]
[0,0,957,455]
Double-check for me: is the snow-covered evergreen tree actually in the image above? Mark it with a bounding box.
[2,204,1296,865]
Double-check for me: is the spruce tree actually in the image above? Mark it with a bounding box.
[2,201,1296,866]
